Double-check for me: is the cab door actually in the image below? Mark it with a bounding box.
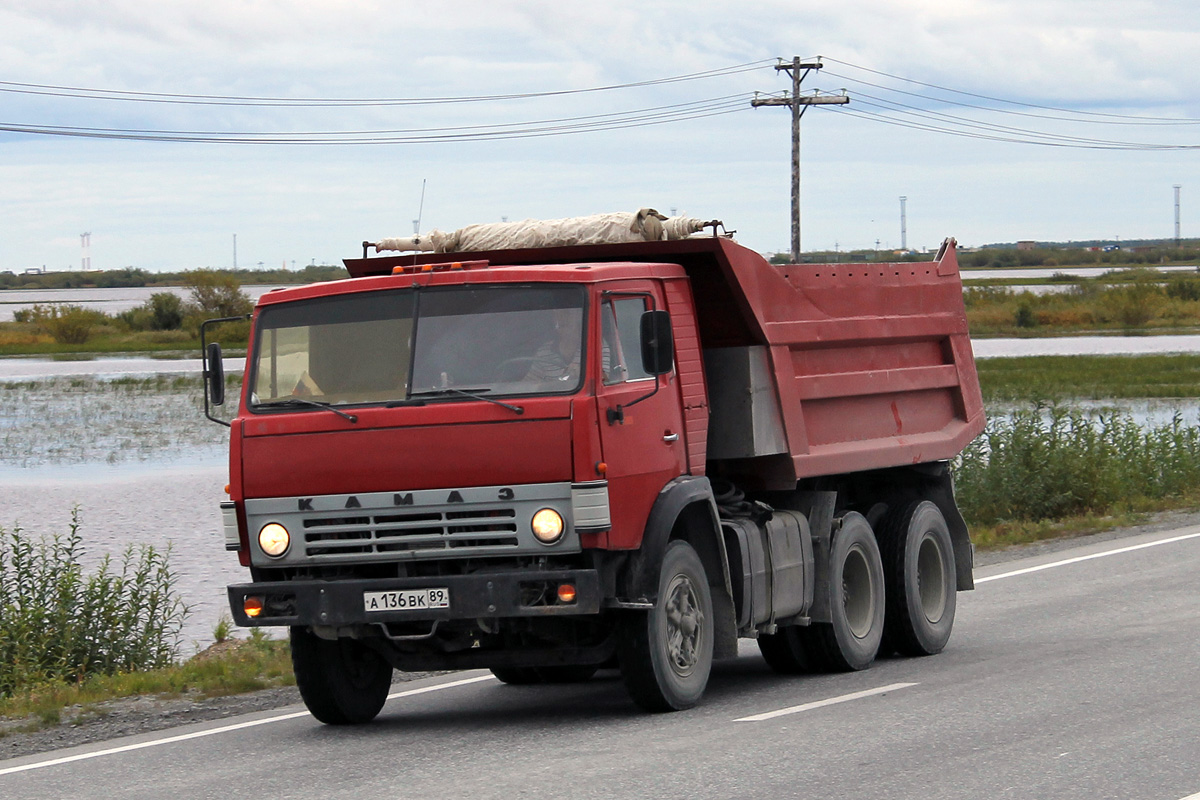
[595,282,687,549]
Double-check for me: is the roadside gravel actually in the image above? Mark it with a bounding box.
[5,509,1200,763]
[0,671,448,762]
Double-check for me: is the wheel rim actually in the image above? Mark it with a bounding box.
[664,571,705,678]
[916,532,948,625]
[842,543,876,640]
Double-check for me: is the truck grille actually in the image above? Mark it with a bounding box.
[241,482,583,567]
[302,508,520,557]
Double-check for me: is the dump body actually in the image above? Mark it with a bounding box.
[343,235,985,488]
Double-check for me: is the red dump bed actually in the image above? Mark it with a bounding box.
[345,236,985,482]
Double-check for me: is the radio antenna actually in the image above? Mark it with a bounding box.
[413,178,427,234]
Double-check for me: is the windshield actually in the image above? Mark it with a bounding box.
[249,284,586,409]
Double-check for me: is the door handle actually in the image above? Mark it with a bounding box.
[663,432,680,442]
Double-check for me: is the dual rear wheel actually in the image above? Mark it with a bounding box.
[758,501,956,675]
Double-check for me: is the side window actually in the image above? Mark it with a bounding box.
[602,295,654,384]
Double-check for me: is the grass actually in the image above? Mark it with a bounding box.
[0,510,188,699]
[977,354,1200,401]
[0,633,294,735]
[953,405,1200,539]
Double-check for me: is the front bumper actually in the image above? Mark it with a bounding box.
[228,569,602,627]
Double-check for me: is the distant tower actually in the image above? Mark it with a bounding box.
[80,232,91,271]
[1174,185,1182,246]
[899,197,908,251]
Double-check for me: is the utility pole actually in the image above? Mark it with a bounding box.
[899,196,908,251]
[752,57,849,263]
[1174,184,1182,246]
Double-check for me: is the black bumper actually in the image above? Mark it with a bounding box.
[228,569,602,627]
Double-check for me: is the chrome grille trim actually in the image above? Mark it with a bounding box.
[244,482,578,566]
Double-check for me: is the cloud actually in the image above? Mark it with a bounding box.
[0,0,1198,272]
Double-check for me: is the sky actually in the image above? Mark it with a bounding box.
[1,0,1199,273]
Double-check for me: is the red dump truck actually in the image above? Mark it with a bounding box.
[204,213,985,724]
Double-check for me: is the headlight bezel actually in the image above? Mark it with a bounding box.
[530,508,566,545]
[258,522,291,558]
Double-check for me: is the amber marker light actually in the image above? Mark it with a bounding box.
[244,596,265,618]
[258,523,291,557]
[531,508,565,544]
[557,584,577,604]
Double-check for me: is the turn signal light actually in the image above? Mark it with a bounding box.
[557,584,577,604]
[244,596,265,618]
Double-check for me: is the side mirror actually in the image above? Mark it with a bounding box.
[640,310,673,376]
[206,341,225,406]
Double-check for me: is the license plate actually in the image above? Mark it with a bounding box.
[363,588,450,613]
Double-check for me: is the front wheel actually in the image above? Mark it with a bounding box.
[619,540,714,712]
[290,627,393,724]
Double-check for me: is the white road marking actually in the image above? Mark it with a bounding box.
[975,530,1200,584]
[0,674,495,777]
[734,682,919,722]
[1176,793,1200,800]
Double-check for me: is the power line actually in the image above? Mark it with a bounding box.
[0,94,753,144]
[0,60,774,107]
[819,56,1200,123]
[848,93,1198,149]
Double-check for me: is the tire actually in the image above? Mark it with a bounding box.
[290,627,393,725]
[619,540,714,712]
[490,666,544,685]
[490,664,599,684]
[757,625,816,674]
[879,500,957,656]
[804,512,885,671]
[537,664,600,683]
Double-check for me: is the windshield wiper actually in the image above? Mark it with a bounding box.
[409,387,524,415]
[255,397,358,423]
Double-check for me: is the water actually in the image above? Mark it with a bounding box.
[0,285,295,323]
[0,377,236,649]
[962,265,1199,281]
[4,328,1200,651]
[0,355,246,382]
[973,335,1200,358]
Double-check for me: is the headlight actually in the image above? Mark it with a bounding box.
[258,523,291,557]
[531,508,565,544]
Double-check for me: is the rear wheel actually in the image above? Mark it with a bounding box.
[880,500,956,656]
[490,666,543,685]
[758,625,815,674]
[619,540,714,712]
[290,627,393,724]
[490,664,599,685]
[804,512,885,671]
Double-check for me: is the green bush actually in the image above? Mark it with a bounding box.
[118,292,185,332]
[183,270,253,318]
[954,405,1200,525]
[20,304,107,344]
[1166,275,1200,302]
[0,509,188,698]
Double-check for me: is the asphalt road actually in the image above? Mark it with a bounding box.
[4,526,1200,800]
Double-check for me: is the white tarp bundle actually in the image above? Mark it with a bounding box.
[374,208,712,253]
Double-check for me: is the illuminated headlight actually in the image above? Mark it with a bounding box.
[258,523,291,557]
[531,508,565,544]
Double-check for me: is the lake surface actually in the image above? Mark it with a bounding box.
[5,327,1200,651]
[0,284,296,322]
[962,265,1198,281]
